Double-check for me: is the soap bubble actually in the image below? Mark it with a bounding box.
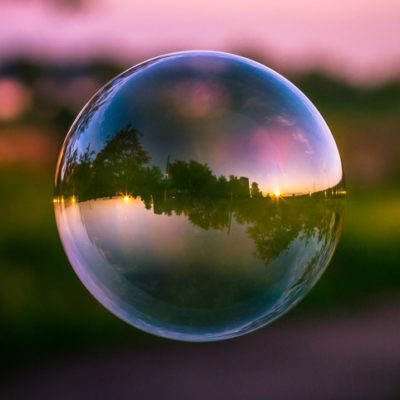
[54,51,345,341]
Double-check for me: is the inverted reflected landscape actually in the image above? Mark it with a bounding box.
[54,51,345,341]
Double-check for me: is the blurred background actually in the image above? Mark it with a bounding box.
[0,0,399,399]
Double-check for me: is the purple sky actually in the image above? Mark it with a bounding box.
[1,0,400,84]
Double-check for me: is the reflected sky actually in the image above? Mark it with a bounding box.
[57,51,342,196]
[54,51,345,340]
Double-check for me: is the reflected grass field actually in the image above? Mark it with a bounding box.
[0,165,399,370]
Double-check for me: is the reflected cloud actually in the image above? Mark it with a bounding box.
[172,79,229,118]
[292,129,314,156]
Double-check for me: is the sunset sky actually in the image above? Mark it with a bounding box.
[1,0,400,84]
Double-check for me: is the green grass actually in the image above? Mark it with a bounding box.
[301,185,400,308]
[0,166,150,373]
[0,165,399,371]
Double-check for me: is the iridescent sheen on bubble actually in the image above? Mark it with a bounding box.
[54,51,345,341]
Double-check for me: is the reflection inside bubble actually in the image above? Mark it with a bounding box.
[54,51,345,341]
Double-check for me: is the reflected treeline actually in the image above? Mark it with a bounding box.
[151,194,342,267]
[57,124,344,267]
[58,123,343,202]
[60,123,257,201]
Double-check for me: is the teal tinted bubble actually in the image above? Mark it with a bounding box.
[54,51,345,341]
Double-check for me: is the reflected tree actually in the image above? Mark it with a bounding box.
[250,182,263,198]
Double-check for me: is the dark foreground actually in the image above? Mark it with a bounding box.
[1,299,399,400]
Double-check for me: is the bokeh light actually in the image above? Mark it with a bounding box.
[0,78,30,121]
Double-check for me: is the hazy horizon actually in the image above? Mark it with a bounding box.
[1,0,400,84]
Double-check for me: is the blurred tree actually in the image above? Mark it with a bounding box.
[250,182,263,198]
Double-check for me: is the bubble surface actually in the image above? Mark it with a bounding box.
[54,51,345,341]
